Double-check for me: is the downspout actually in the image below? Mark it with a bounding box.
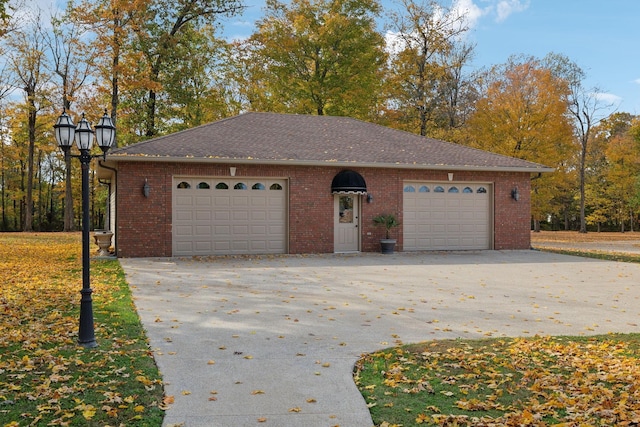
[98,161,117,253]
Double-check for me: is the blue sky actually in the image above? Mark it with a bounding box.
[220,0,640,115]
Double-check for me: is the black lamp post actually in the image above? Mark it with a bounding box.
[54,110,116,348]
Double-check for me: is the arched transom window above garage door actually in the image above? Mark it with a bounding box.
[175,179,284,192]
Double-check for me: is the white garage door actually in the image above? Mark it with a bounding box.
[173,177,287,256]
[403,182,492,251]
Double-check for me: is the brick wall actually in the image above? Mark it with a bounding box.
[113,161,531,257]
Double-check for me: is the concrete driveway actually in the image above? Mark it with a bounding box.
[121,250,640,427]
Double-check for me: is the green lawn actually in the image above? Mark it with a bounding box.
[0,233,164,426]
[355,334,640,426]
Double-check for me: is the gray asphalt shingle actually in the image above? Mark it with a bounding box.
[108,112,551,171]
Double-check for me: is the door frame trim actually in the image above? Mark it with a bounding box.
[333,193,361,253]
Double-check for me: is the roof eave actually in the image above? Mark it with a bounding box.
[103,155,554,174]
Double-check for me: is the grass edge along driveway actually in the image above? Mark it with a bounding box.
[0,233,164,427]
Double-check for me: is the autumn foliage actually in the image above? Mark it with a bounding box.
[355,335,640,426]
[0,233,163,426]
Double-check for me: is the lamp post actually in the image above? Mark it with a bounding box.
[54,110,116,348]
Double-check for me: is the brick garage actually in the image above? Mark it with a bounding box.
[98,113,550,257]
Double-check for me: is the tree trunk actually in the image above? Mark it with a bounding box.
[63,152,74,231]
[578,142,587,233]
[23,94,36,232]
[1,142,5,230]
[110,13,120,144]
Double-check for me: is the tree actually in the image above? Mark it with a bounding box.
[69,0,152,140]
[544,53,614,233]
[241,0,387,119]
[462,57,575,230]
[604,131,640,231]
[46,14,98,231]
[5,11,51,232]
[131,0,243,137]
[435,41,476,138]
[0,0,12,37]
[384,0,471,136]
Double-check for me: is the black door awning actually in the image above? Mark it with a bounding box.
[331,170,367,194]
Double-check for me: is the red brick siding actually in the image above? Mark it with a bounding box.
[114,162,531,257]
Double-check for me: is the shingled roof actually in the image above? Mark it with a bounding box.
[107,112,552,172]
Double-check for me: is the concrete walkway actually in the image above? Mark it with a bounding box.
[121,250,640,427]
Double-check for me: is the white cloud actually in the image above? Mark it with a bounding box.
[452,0,486,30]
[593,92,622,106]
[448,0,528,29]
[495,0,530,22]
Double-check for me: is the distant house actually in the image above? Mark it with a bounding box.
[98,112,552,257]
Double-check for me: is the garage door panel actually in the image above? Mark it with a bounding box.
[269,211,284,221]
[232,211,250,222]
[251,225,267,234]
[269,198,285,207]
[174,242,193,253]
[404,182,491,251]
[251,241,267,251]
[173,178,287,256]
[252,211,267,221]
[215,197,231,207]
[269,224,285,234]
[214,211,231,221]
[194,241,212,252]
[232,196,249,206]
[232,241,249,251]
[195,211,212,221]
[174,225,194,236]
[175,211,193,221]
[417,224,431,233]
[431,224,446,233]
[195,225,211,235]
[459,211,473,220]
[447,224,461,233]
[233,225,249,234]
[251,197,267,207]
[176,195,193,205]
[214,241,231,251]
[195,196,211,206]
[447,199,460,208]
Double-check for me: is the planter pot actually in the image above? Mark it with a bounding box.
[380,239,396,254]
[93,230,114,256]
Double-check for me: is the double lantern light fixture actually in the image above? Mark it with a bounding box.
[54,110,116,348]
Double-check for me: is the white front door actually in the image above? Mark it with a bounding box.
[334,194,360,252]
